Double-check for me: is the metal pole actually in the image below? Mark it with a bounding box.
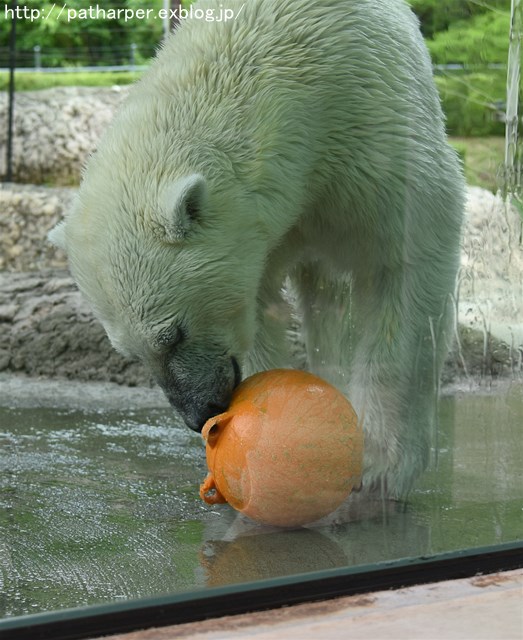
[130,42,136,70]
[34,45,41,71]
[504,0,521,195]
[171,0,181,31]
[163,0,169,40]
[6,0,17,183]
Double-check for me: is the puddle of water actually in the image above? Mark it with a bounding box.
[0,386,522,618]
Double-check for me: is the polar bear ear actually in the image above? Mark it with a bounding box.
[47,221,67,251]
[157,173,207,243]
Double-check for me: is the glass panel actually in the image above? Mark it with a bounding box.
[1,0,521,628]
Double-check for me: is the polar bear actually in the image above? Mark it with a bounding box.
[50,0,464,498]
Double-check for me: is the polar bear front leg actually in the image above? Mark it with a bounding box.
[243,278,295,376]
[294,259,448,499]
[346,261,449,499]
[290,262,355,387]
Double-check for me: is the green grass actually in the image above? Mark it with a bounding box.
[0,70,143,91]
[451,136,505,192]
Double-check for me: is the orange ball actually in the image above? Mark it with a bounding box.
[199,369,363,527]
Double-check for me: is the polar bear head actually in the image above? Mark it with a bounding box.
[49,164,273,430]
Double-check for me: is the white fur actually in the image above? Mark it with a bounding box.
[52,0,464,497]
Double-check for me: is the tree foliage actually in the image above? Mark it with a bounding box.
[409,0,510,39]
[0,0,514,68]
[427,11,511,64]
[0,0,181,67]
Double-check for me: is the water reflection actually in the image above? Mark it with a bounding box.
[200,529,348,586]
[0,384,521,619]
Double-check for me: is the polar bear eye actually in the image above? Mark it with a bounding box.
[156,325,185,350]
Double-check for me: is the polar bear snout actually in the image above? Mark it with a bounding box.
[156,352,242,432]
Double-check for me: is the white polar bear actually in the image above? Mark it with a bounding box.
[50,0,464,498]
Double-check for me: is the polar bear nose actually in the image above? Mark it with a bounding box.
[157,353,242,432]
[193,400,230,431]
[187,357,242,432]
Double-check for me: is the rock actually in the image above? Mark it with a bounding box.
[0,183,74,271]
[444,187,523,383]
[0,86,128,185]
[0,270,152,385]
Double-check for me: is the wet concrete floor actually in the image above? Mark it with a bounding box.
[1,376,522,618]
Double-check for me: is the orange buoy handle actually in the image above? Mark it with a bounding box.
[202,412,232,447]
[199,472,227,505]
